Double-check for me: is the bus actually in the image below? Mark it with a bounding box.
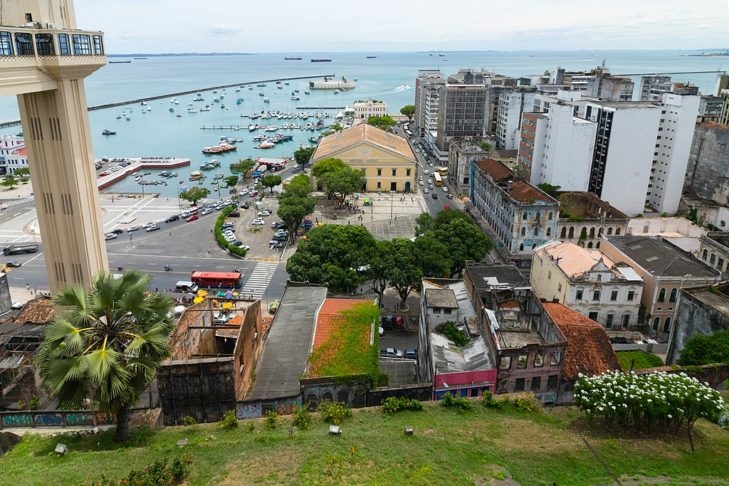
[436,166,448,176]
[190,271,243,289]
[433,172,442,187]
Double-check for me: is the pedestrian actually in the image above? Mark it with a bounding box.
[25,283,29,291]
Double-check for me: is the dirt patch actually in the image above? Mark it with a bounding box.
[130,408,162,429]
[619,474,729,485]
[217,446,306,485]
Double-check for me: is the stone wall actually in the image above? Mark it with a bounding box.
[684,122,729,204]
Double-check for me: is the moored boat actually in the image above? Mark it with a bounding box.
[102,129,116,135]
[201,143,237,155]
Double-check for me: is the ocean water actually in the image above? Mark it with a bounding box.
[0,50,724,196]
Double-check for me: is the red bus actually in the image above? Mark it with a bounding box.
[190,271,242,289]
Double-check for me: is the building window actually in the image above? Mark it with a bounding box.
[622,313,630,327]
[663,317,671,333]
[92,35,104,55]
[533,227,539,236]
[576,289,583,300]
[658,288,666,302]
[710,254,716,265]
[0,32,13,56]
[589,311,598,321]
[534,354,544,367]
[521,227,526,236]
[547,375,558,389]
[627,290,635,301]
[531,376,542,391]
[14,33,34,55]
[35,33,55,56]
[391,169,396,176]
[616,228,621,235]
[72,34,91,55]
[652,317,660,330]
[546,227,552,237]
[606,313,614,328]
[514,378,525,392]
[376,181,381,189]
[610,290,618,301]
[406,168,411,176]
[702,249,708,260]
[592,290,601,301]
[519,243,524,252]
[607,227,613,235]
[548,212,553,220]
[57,33,70,55]
[669,288,677,303]
[377,168,382,176]
[522,212,527,220]
[550,352,561,365]
[499,356,511,369]
[517,355,528,368]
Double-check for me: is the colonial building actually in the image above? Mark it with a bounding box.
[311,124,416,193]
[446,138,487,195]
[0,136,29,175]
[557,192,629,249]
[600,235,723,343]
[531,240,644,329]
[697,232,729,276]
[470,159,559,267]
[352,100,387,120]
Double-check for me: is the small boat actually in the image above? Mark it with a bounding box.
[236,98,244,105]
[366,56,376,59]
[304,91,310,95]
[256,141,275,149]
[310,58,332,62]
[291,96,300,101]
[201,143,237,154]
[284,57,303,60]
[169,107,175,112]
[200,105,211,112]
[263,98,270,103]
[333,90,340,95]
[102,129,116,135]
[189,171,203,181]
[257,83,266,87]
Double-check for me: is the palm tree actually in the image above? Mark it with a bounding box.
[36,270,174,442]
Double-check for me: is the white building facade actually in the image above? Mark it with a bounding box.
[0,135,28,175]
[353,100,388,120]
[495,88,536,150]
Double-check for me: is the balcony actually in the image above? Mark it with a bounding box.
[0,25,106,95]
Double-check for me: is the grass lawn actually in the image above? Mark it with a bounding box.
[615,350,665,370]
[2,403,729,485]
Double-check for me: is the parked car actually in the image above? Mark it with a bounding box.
[110,228,125,235]
[200,207,214,216]
[447,193,454,199]
[431,193,438,199]
[269,240,285,249]
[164,214,180,223]
[271,221,286,229]
[145,224,161,232]
[404,348,418,360]
[240,201,250,209]
[127,225,141,233]
[257,209,272,217]
[251,218,265,226]
[381,314,395,330]
[228,211,240,217]
[5,261,22,268]
[379,347,403,358]
[185,213,198,222]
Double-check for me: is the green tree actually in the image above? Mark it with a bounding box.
[277,174,316,242]
[312,157,347,178]
[35,270,174,442]
[230,159,256,181]
[367,115,396,130]
[400,105,415,122]
[179,186,210,206]
[260,174,283,194]
[366,241,391,306]
[319,166,365,203]
[14,167,30,181]
[678,330,729,366]
[287,225,377,293]
[224,175,239,188]
[294,146,316,171]
[414,212,435,237]
[413,234,451,277]
[430,212,491,276]
[385,239,423,309]
[538,183,561,199]
[2,175,17,190]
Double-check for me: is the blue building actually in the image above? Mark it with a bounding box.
[470,159,559,268]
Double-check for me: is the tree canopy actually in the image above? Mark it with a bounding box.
[286,224,377,293]
[260,174,283,194]
[36,270,174,442]
[294,146,316,169]
[367,115,396,130]
[312,157,347,178]
[319,166,366,203]
[224,175,239,188]
[678,330,729,366]
[400,105,415,121]
[2,175,17,190]
[230,159,256,180]
[179,186,210,205]
[384,238,423,309]
[277,174,316,241]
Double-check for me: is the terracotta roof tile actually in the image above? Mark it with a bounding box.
[543,302,621,381]
[13,298,54,325]
[473,158,512,182]
[508,181,556,204]
[535,240,615,278]
[313,124,414,161]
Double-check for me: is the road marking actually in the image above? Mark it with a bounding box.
[241,262,278,298]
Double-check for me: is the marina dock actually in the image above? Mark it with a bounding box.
[96,157,190,190]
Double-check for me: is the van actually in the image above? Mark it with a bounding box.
[175,281,199,293]
[254,201,264,210]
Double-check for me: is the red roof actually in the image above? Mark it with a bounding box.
[543,302,621,381]
[474,158,513,182]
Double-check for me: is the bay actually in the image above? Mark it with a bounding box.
[0,50,724,196]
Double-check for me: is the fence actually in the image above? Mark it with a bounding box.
[0,411,113,429]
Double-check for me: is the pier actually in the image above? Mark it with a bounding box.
[0,74,337,127]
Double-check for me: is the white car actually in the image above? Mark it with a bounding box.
[257,209,271,217]
[201,207,214,216]
[251,218,265,226]
[213,312,230,324]
[105,232,118,240]
[442,186,448,192]
[424,188,429,194]
[419,181,424,186]
[424,169,430,175]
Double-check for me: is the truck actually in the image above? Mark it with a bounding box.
[3,243,39,255]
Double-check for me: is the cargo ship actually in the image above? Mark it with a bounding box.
[310,58,332,62]
[284,57,302,60]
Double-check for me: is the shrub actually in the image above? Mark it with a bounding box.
[439,321,469,346]
[382,396,424,414]
[318,400,352,425]
[491,393,541,412]
[440,393,474,412]
[219,409,238,429]
[94,454,192,486]
[482,391,502,409]
[292,405,311,430]
[264,410,278,430]
[183,415,197,426]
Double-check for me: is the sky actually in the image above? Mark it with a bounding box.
[76,0,729,54]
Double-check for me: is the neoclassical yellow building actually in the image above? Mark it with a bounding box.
[311,124,417,192]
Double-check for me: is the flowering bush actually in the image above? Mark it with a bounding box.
[573,371,725,434]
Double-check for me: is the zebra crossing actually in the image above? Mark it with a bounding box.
[241,261,278,298]
[0,196,34,209]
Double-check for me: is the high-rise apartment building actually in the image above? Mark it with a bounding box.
[639,75,673,101]
[645,93,700,214]
[495,88,536,150]
[435,80,487,152]
[0,0,108,292]
[414,70,444,137]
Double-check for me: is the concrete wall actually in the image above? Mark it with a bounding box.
[684,123,729,204]
[667,287,729,364]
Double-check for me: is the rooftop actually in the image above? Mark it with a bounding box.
[508,181,558,205]
[543,303,621,381]
[312,298,372,350]
[312,124,414,161]
[535,240,618,278]
[465,263,529,292]
[605,235,721,279]
[246,286,327,401]
[474,158,513,183]
[13,298,54,326]
[683,283,729,319]
[425,288,459,309]
[558,192,628,220]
